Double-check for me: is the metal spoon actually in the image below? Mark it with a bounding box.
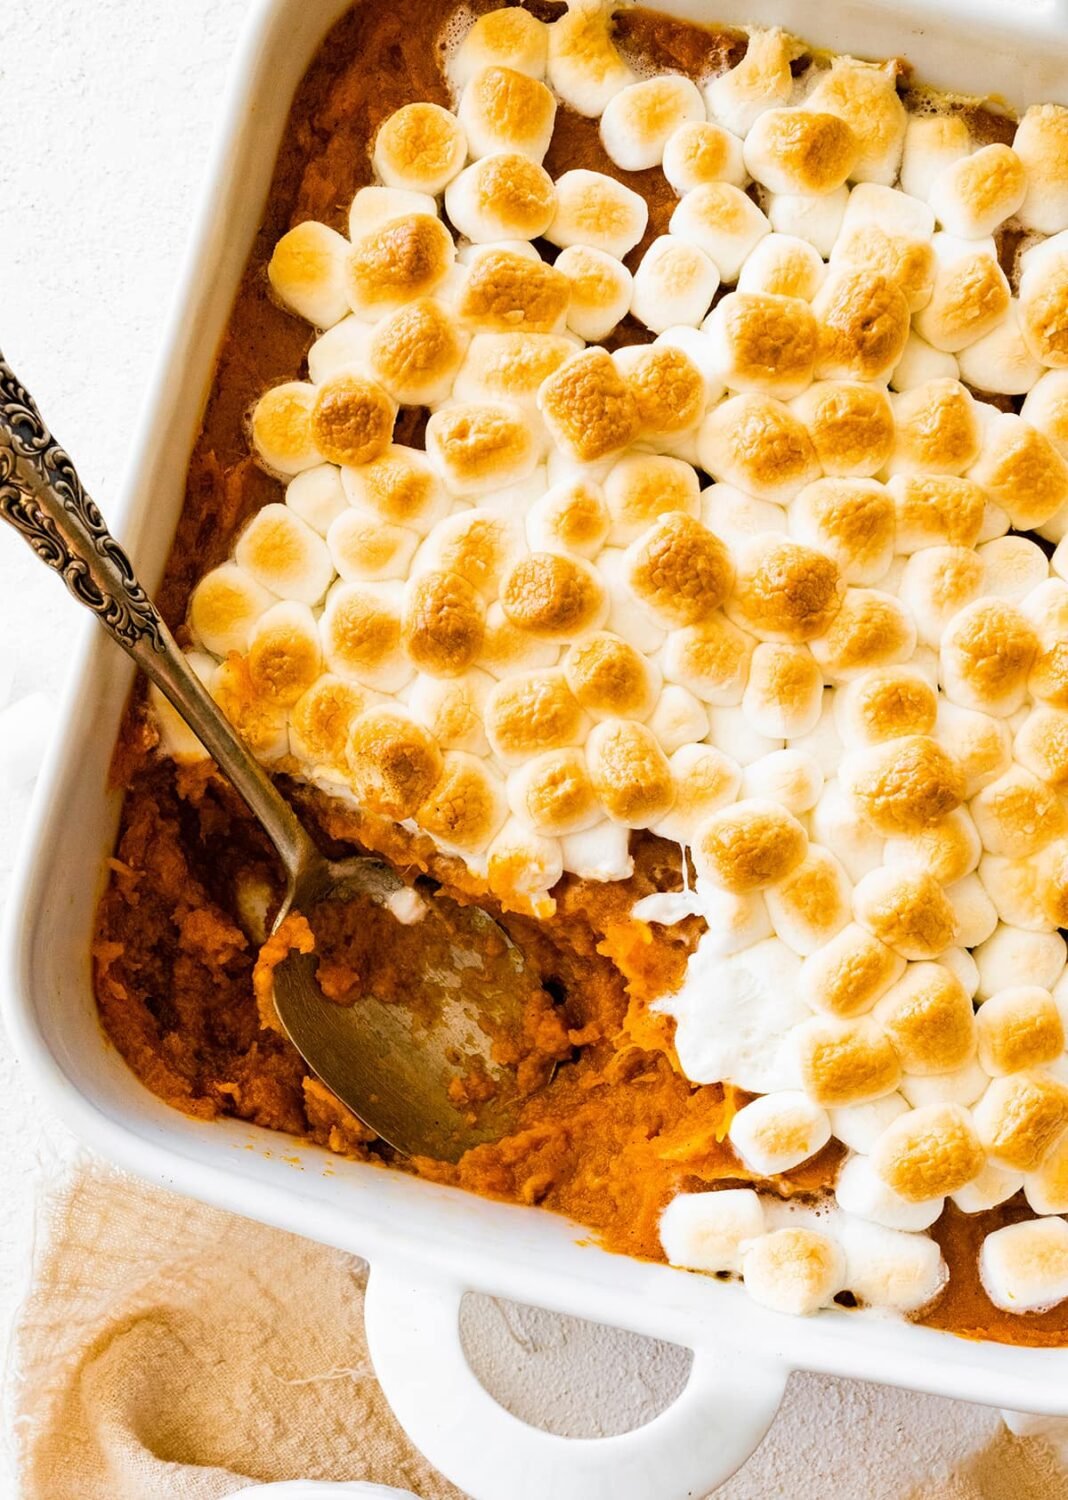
[0,354,545,1161]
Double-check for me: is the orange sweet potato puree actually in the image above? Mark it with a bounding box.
[94,0,1065,1345]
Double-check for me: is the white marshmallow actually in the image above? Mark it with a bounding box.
[663,120,747,195]
[659,1188,766,1275]
[839,1218,948,1313]
[742,1227,845,1316]
[704,29,797,137]
[546,0,635,117]
[899,1058,989,1109]
[766,186,849,259]
[348,185,437,240]
[957,303,1045,396]
[600,75,705,172]
[973,924,1068,1000]
[691,882,773,957]
[1025,1130,1068,1215]
[809,781,885,883]
[835,1153,944,1231]
[701,483,786,547]
[890,332,959,393]
[830,1093,909,1155]
[1014,104,1068,234]
[559,820,633,883]
[235,504,334,606]
[630,236,720,333]
[897,546,984,649]
[307,316,374,384]
[268,221,351,329]
[900,112,971,202]
[545,169,648,259]
[554,244,633,342]
[741,749,823,816]
[285,465,348,537]
[373,101,467,193]
[978,535,1050,603]
[149,661,214,767]
[188,562,275,657]
[980,1217,1068,1313]
[670,184,771,282]
[647,683,709,755]
[598,547,668,654]
[737,233,825,301]
[944,874,999,950]
[729,1091,831,1176]
[704,704,784,767]
[938,947,980,1001]
[952,1163,1024,1214]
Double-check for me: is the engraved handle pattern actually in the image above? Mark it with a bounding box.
[0,353,165,652]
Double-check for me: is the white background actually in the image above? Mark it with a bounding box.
[0,3,1015,1494]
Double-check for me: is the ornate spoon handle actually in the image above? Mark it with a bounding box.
[0,352,318,879]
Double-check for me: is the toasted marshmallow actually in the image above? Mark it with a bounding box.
[499,551,608,642]
[974,1071,1068,1172]
[898,546,984,650]
[267,221,351,329]
[979,536,1050,605]
[553,245,632,342]
[486,816,563,911]
[407,668,492,756]
[703,292,817,400]
[887,474,984,555]
[699,398,820,505]
[564,630,659,722]
[799,922,903,1020]
[890,331,959,392]
[740,748,822,815]
[835,668,937,751]
[344,445,448,535]
[525,479,608,561]
[830,1091,909,1152]
[1016,707,1068,792]
[647,684,709,754]
[661,613,755,706]
[458,66,555,162]
[872,1102,985,1201]
[704,27,797,136]
[958,302,1044,396]
[348,185,439,240]
[307,315,375,386]
[327,508,417,583]
[629,236,720,335]
[795,1014,901,1107]
[416,751,508,855]
[804,57,907,185]
[445,154,555,243]
[1031,634,1068,711]
[599,74,704,172]
[585,717,675,827]
[234,503,334,606]
[288,671,373,772]
[484,668,586,763]
[981,1217,1068,1313]
[309,373,396,469]
[976,986,1064,1078]
[812,269,911,383]
[841,735,966,841]
[506,746,601,837]
[1025,1128,1068,1215]
[946,873,1000,949]
[700,483,784,548]
[836,1153,943,1231]
[400,570,486,679]
[832,183,936,310]
[652,742,742,844]
[544,169,647,260]
[742,1227,844,1317]
[900,112,970,201]
[624,344,710,445]
[809,780,886,883]
[623,513,733,629]
[659,1188,766,1275]
[538,348,640,463]
[974,924,1068,1000]
[208,654,288,761]
[545,0,635,116]
[188,563,274,657]
[367,298,466,406]
[968,412,1068,531]
[792,383,894,479]
[372,101,466,195]
[669,885,771,959]
[914,234,1011,353]
[766,186,848,259]
[872,962,976,1075]
[694,798,808,893]
[344,704,442,817]
[883,807,980,887]
[741,643,822,740]
[346,212,454,319]
[979,849,1061,932]
[809,588,916,684]
[730,1091,832,1176]
[425,402,537,497]
[319,581,411,693]
[598,546,667,654]
[841,1219,948,1313]
[454,251,570,338]
[765,845,852,956]
[789,480,894,589]
[1022,370,1068,466]
[250,382,323,476]
[1014,104,1068,233]
[600,455,698,548]
[748,107,859,197]
[941,600,1038,717]
[928,143,1027,239]
[450,7,548,88]
[853,866,959,960]
[663,119,746,196]
[737,233,825,301]
[972,766,1067,860]
[951,1161,1024,1214]
[670,184,771,283]
[1019,246,1068,369]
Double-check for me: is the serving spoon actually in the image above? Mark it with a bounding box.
[0,355,543,1162]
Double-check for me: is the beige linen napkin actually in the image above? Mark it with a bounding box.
[7,1162,1068,1500]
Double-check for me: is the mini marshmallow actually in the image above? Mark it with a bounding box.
[871,1101,985,1201]
[900,112,971,201]
[525,478,610,561]
[546,0,635,117]
[623,511,733,630]
[899,1058,989,1109]
[969,411,1068,532]
[1014,104,1068,234]
[766,186,849,259]
[603,454,700,547]
[729,1091,832,1176]
[586,717,675,827]
[149,667,213,767]
[445,153,556,243]
[559,819,633,883]
[741,748,823,816]
[951,1162,1025,1214]
[285,465,348,538]
[652,742,742,844]
[872,962,977,1076]
[319,580,412,693]
[835,668,937,751]
[742,642,823,739]
[1025,1130,1068,1215]
[809,781,886,883]
[977,986,1064,1078]
[744,108,859,196]
[647,683,709,754]
[457,66,556,162]
[234,504,334,606]
[545,169,648,260]
[835,1153,944,1231]
[669,184,771,283]
[979,851,1058,933]
[250,382,323,476]
[454,250,570,337]
[372,102,467,194]
[765,845,852,956]
[742,1227,844,1317]
[737,233,825,301]
[974,924,1068,1000]
[791,382,895,478]
[704,28,797,137]
[344,445,448,536]
[684,884,773,958]
[978,536,1050,605]
[209,658,288,762]
[415,750,508,855]
[699,399,820,506]
[369,297,466,405]
[600,74,704,172]
[1019,244,1068,369]
[565,629,660,721]
[694,798,808,893]
[789,479,895,587]
[958,302,1045,396]
[971,766,1066,859]
[188,563,275,658]
[839,1218,948,1314]
[659,1188,766,1274]
[928,142,1027,239]
[663,120,747,195]
[507,747,601,837]
[841,735,966,839]
[348,185,438,240]
[890,331,959,392]
[809,588,916,685]
[268,221,351,329]
[974,1071,1068,1172]
[888,474,985,554]
[706,705,787,767]
[981,1217,1068,1312]
[830,1092,909,1153]
[327,508,417,583]
[701,483,784,547]
[307,316,374,385]
[599,547,667,654]
[630,236,720,334]
[832,183,936,311]
[538,348,640,463]
[621,342,709,445]
[485,817,563,912]
[852,865,959,961]
[899,546,984,649]
[798,918,904,1019]
[795,1014,902,1107]
[914,234,1011,353]
[941,599,1038,718]
[661,613,754,705]
[346,211,455,318]
[450,7,548,87]
[554,244,633,341]
[407,669,492,756]
[1022,370,1068,463]
[890,377,981,477]
[812,269,911,383]
[703,292,817,400]
[804,57,907,186]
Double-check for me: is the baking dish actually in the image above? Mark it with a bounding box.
[6,1,1068,1496]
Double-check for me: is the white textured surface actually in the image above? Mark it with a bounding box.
[0,2,1013,1494]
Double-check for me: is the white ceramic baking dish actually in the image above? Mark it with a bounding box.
[6,1,1068,1495]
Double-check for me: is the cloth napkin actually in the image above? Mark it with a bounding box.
[7,1162,1068,1500]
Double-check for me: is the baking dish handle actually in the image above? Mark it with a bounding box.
[363,1264,787,1500]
